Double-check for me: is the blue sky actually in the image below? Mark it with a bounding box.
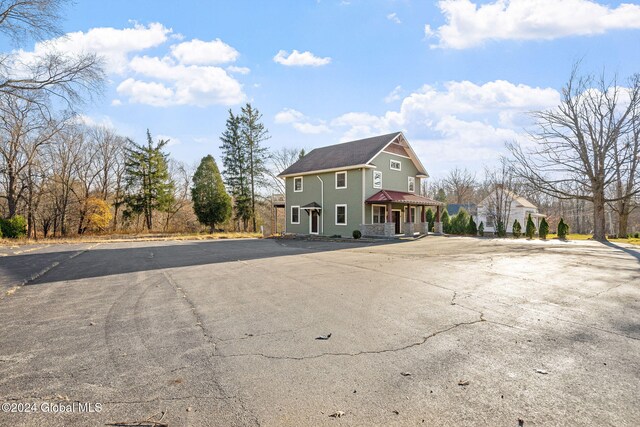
[10,0,640,178]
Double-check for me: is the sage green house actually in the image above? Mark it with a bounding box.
[278,132,444,238]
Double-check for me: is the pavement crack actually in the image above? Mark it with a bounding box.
[217,315,486,361]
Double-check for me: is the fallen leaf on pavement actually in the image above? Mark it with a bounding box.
[400,372,412,376]
[458,380,470,386]
[316,333,332,340]
[329,411,345,418]
[535,369,548,374]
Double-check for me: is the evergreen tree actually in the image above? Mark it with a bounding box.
[539,217,549,240]
[478,221,484,237]
[558,218,569,239]
[220,110,251,230]
[450,208,469,235]
[435,189,447,203]
[496,220,507,237]
[124,130,175,230]
[512,219,522,238]
[191,155,232,232]
[467,215,478,235]
[525,213,536,239]
[240,103,270,232]
[426,208,434,232]
[441,209,450,233]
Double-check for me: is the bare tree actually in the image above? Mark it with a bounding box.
[267,147,303,194]
[443,167,476,204]
[483,160,519,236]
[163,159,193,231]
[0,0,67,43]
[508,67,640,241]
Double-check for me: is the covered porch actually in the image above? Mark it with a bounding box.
[362,190,445,238]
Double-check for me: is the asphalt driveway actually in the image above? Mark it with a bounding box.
[0,236,638,426]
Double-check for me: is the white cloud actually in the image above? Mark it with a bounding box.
[227,65,250,74]
[274,108,306,124]
[274,108,331,134]
[424,24,434,38]
[170,38,239,65]
[14,23,248,107]
[117,78,174,107]
[111,99,122,106]
[387,12,402,24]
[384,85,403,103]
[431,0,640,49]
[15,22,172,74]
[273,49,331,67]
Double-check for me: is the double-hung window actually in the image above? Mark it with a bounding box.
[335,171,347,189]
[335,204,347,225]
[293,176,303,192]
[372,205,386,224]
[408,176,415,193]
[291,206,300,224]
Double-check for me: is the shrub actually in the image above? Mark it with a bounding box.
[496,221,507,237]
[512,219,522,238]
[0,215,27,238]
[635,232,639,239]
[539,217,549,240]
[352,229,362,239]
[478,221,484,237]
[426,208,434,231]
[441,210,451,233]
[557,218,569,239]
[466,216,478,236]
[449,208,469,235]
[525,213,536,239]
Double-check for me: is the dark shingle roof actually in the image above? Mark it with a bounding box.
[279,132,401,176]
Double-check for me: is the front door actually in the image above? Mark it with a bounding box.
[393,210,401,234]
[310,210,319,234]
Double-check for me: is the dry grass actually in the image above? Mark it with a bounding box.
[546,233,640,246]
[0,232,263,247]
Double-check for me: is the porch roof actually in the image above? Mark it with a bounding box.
[301,202,322,209]
[365,190,444,206]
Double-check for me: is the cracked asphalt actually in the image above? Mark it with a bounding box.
[0,236,639,426]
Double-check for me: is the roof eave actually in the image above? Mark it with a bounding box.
[278,164,376,178]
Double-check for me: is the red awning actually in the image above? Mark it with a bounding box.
[365,190,444,206]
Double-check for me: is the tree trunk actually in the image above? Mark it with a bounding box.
[592,189,607,241]
[618,210,629,238]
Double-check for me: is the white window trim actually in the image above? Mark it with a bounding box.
[390,159,401,171]
[408,176,415,193]
[335,204,347,226]
[335,171,347,189]
[404,206,416,222]
[290,205,300,224]
[293,176,303,192]
[373,170,382,189]
[371,204,387,224]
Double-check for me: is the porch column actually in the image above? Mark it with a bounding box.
[384,202,394,238]
[405,204,414,237]
[434,205,443,234]
[420,205,428,234]
[421,205,426,223]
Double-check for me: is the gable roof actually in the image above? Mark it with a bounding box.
[278,132,427,177]
[478,188,537,209]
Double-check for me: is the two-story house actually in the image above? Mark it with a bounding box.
[277,132,444,237]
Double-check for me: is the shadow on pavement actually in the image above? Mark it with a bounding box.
[600,240,640,264]
[0,238,402,288]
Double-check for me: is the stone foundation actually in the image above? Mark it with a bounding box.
[404,222,415,236]
[434,221,443,234]
[360,223,385,237]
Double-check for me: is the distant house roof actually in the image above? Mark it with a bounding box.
[478,188,537,209]
[365,190,444,206]
[278,132,428,177]
[447,203,477,216]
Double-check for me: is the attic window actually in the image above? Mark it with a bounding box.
[390,160,401,171]
[408,176,415,193]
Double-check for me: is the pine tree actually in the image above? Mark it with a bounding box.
[192,155,232,232]
[426,208,434,232]
[478,221,484,237]
[124,130,175,230]
[467,215,478,235]
[525,213,536,239]
[558,218,569,239]
[441,210,450,233]
[220,110,251,230]
[240,103,270,232]
[539,217,549,240]
[512,219,522,238]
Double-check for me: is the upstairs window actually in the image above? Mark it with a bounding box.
[335,171,347,189]
[373,171,382,189]
[390,159,401,171]
[294,176,303,192]
[408,176,415,193]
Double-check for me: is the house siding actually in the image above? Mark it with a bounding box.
[363,151,420,225]
[285,169,364,236]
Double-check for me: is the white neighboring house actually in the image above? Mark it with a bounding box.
[477,189,546,234]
